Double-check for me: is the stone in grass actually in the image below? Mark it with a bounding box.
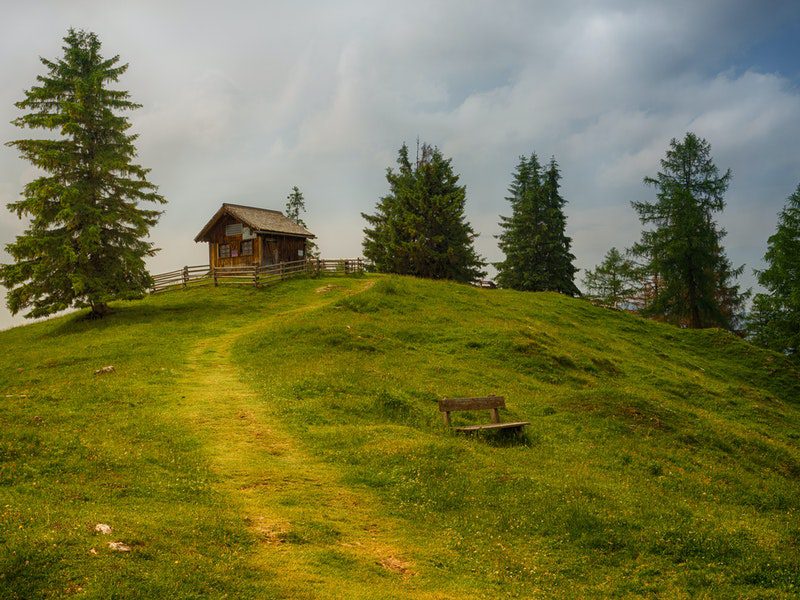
[378,556,414,575]
[108,541,131,552]
[94,523,112,534]
[94,366,115,376]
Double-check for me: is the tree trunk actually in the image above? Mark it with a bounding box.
[687,271,702,329]
[89,302,110,319]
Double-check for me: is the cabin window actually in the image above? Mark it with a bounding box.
[298,248,304,258]
[218,244,231,258]
[225,223,243,237]
[241,240,253,256]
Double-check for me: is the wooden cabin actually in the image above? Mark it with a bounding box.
[194,203,315,268]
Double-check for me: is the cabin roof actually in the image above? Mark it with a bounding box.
[194,203,315,242]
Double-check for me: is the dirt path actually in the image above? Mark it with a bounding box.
[172,280,438,599]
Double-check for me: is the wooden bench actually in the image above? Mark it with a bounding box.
[438,395,529,432]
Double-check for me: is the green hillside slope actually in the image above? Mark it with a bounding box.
[1,275,798,598]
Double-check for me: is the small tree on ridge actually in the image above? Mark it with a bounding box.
[582,247,639,309]
[285,185,318,257]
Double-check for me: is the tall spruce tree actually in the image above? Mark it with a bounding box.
[362,143,485,282]
[496,154,544,289]
[495,154,579,295]
[541,158,580,295]
[0,30,164,319]
[285,185,318,257]
[631,133,745,329]
[747,184,800,359]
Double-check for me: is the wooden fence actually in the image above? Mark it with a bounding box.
[150,258,365,293]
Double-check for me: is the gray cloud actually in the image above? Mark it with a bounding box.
[1,0,799,328]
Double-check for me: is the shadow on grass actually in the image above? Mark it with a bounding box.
[457,427,539,448]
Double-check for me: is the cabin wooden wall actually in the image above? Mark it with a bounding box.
[205,213,307,267]
[206,214,260,268]
[260,235,306,265]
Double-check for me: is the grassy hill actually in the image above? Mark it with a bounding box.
[1,274,799,598]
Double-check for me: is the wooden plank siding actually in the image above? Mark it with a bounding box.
[261,235,306,266]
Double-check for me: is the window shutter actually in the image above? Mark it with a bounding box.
[225,223,243,236]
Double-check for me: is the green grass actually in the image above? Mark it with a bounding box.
[1,274,799,598]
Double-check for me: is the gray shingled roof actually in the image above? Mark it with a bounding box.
[194,203,315,242]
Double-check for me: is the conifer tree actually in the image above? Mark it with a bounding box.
[495,154,578,295]
[285,185,318,257]
[541,158,580,295]
[582,247,639,309]
[0,29,164,319]
[496,154,544,290]
[631,133,746,329]
[362,143,485,282]
[747,184,800,359]
[285,186,307,228]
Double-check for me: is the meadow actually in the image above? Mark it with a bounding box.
[1,274,798,598]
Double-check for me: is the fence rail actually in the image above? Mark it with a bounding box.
[150,258,365,293]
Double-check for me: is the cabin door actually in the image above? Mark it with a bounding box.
[261,238,279,266]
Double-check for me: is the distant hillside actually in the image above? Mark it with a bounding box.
[1,274,798,599]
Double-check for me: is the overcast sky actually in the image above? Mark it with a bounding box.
[1,0,799,328]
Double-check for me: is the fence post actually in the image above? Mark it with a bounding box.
[253,265,258,287]
[182,266,189,289]
[280,262,285,280]
[213,266,218,287]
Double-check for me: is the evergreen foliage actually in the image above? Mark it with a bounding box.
[0,29,164,319]
[285,185,318,257]
[631,133,746,329]
[582,247,639,309]
[748,184,800,359]
[285,186,308,228]
[362,143,485,282]
[495,154,579,295]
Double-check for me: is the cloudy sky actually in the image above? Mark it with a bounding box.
[1,0,799,328]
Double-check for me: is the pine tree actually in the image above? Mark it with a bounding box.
[631,133,746,329]
[495,154,578,295]
[0,29,164,319]
[285,186,307,227]
[541,158,580,295]
[496,154,544,290]
[362,143,485,282]
[285,185,318,258]
[582,247,639,309]
[747,184,800,359]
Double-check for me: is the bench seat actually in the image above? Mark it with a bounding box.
[439,395,528,434]
[453,421,530,432]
